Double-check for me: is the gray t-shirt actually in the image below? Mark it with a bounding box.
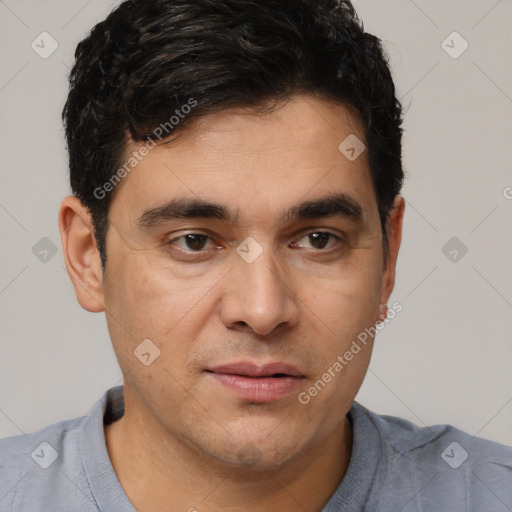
[1,386,511,511]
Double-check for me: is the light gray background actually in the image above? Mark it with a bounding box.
[1,0,511,445]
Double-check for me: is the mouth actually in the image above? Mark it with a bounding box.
[206,362,305,378]
[204,362,305,402]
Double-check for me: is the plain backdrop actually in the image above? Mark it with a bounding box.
[1,0,511,445]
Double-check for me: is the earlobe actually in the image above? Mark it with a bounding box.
[58,196,105,312]
[377,303,388,323]
[378,194,405,311]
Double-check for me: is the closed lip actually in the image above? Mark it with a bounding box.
[205,362,305,378]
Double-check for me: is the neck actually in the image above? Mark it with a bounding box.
[105,389,353,512]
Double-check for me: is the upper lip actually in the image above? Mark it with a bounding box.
[206,362,304,378]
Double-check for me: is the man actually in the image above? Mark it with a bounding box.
[1,0,511,510]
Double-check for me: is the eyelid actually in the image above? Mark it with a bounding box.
[166,232,220,250]
[292,224,348,241]
[166,229,347,255]
[291,231,345,250]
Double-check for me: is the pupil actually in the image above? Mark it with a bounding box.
[185,234,207,251]
[310,232,329,249]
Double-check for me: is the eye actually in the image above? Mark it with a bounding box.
[291,231,342,251]
[167,233,216,252]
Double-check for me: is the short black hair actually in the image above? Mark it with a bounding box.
[62,0,404,270]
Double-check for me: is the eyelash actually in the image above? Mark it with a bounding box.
[165,231,346,257]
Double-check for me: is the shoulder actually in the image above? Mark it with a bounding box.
[352,402,512,511]
[360,402,512,464]
[0,414,82,458]
[0,415,98,511]
[0,415,83,477]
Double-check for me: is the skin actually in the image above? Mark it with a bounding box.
[59,93,405,512]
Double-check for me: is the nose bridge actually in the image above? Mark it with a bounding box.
[222,239,298,335]
[242,251,284,306]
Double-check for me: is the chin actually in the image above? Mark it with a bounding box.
[204,431,307,471]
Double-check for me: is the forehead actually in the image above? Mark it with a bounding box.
[111,94,377,224]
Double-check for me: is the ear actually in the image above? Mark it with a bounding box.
[378,195,405,310]
[58,196,105,312]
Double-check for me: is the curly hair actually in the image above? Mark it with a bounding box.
[62,0,404,270]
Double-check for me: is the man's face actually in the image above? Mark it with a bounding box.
[99,94,396,468]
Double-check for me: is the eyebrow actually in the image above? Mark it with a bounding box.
[285,193,363,223]
[136,193,364,229]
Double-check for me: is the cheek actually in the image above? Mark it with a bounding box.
[109,253,218,335]
[103,250,229,382]
[306,348,371,425]
[298,282,377,418]
[300,256,382,336]
[295,254,382,405]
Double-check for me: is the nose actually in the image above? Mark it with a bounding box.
[219,247,300,337]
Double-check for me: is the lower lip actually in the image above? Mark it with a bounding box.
[207,373,303,402]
